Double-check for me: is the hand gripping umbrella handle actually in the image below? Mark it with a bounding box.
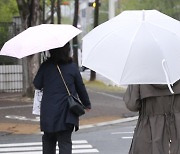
[162,59,174,94]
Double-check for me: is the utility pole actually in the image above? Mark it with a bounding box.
[109,0,115,19]
[73,0,79,65]
[90,0,100,81]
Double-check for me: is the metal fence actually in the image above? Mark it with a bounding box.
[0,65,23,92]
[0,21,23,92]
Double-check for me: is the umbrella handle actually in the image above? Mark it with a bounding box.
[162,59,174,94]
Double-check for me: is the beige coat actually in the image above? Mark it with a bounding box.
[123,81,180,154]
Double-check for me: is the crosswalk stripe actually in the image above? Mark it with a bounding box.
[72,140,88,144]
[0,145,93,152]
[0,149,99,154]
[121,136,133,139]
[73,149,99,153]
[0,142,42,147]
[73,144,93,149]
[0,146,41,152]
[0,140,99,153]
[111,131,134,135]
[0,140,88,147]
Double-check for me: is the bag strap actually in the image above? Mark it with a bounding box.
[56,65,71,96]
[57,65,85,107]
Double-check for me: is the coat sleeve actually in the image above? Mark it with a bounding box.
[123,85,141,112]
[73,65,91,109]
[33,63,44,90]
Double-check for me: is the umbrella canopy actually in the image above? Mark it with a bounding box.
[0,24,82,59]
[82,10,180,93]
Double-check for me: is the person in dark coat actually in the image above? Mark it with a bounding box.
[123,80,180,154]
[33,42,91,154]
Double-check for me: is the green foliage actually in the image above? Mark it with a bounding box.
[0,23,18,65]
[0,25,8,48]
[0,56,18,65]
[0,0,19,22]
[99,0,109,24]
[0,0,19,64]
[61,17,72,24]
[84,79,126,93]
[45,0,70,6]
[119,0,180,20]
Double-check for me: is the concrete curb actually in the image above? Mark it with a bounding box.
[79,116,138,129]
[35,116,138,134]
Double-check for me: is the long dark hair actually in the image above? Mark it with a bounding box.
[49,42,72,64]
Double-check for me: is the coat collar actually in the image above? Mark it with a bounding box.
[140,80,180,99]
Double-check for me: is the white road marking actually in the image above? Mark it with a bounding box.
[72,140,88,144]
[0,149,99,154]
[111,130,134,140]
[0,105,32,110]
[88,89,123,100]
[111,131,134,135]
[80,116,138,129]
[5,115,40,122]
[121,137,133,139]
[95,91,123,100]
[0,140,99,153]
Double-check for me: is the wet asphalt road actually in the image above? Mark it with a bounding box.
[0,87,137,127]
[0,86,139,154]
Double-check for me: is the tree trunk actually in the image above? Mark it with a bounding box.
[72,0,79,66]
[16,0,41,97]
[51,0,55,23]
[42,0,46,23]
[57,0,62,24]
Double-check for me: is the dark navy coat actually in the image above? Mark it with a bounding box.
[33,60,91,132]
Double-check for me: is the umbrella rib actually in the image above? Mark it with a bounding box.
[145,22,174,83]
[82,10,180,86]
[119,20,177,85]
[83,29,123,62]
[0,24,81,59]
[147,21,180,39]
[118,22,143,84]
[146,22,165,57]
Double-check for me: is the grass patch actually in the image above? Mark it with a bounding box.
[84,79,126,93]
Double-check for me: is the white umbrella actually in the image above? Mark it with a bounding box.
[82,10,180,93]
[0,24,82,59]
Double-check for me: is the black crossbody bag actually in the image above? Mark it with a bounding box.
[57,65,85,116]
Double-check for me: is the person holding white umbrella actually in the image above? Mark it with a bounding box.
[124,81,180,154]
[33,42,91,154]
[0,23,90,154]
[81,9,180,153]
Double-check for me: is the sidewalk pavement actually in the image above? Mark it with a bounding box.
[80,70,137,129]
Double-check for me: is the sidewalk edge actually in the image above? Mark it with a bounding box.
[79,116,138,129]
